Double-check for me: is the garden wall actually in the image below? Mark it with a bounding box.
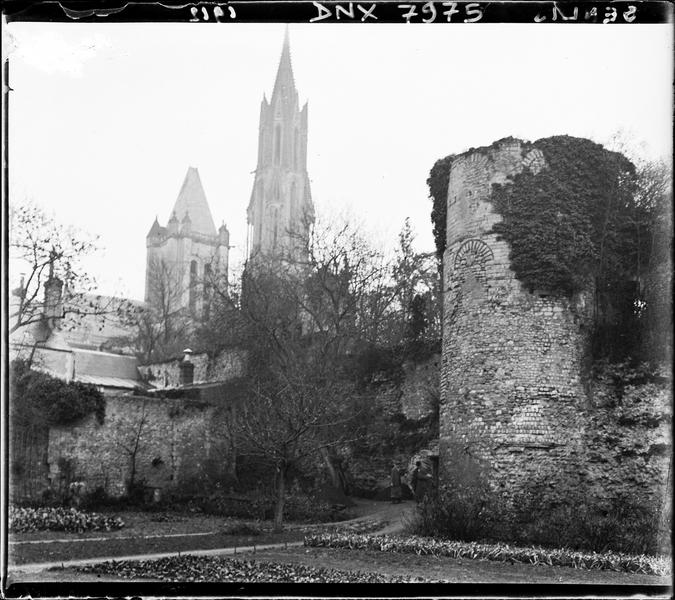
[47,393,236,498]
[139,348,246,389]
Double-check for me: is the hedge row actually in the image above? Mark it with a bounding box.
[9,506,125,534]
[304,533,669,576]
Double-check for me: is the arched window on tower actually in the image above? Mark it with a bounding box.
[274,124,281,165]
[189,260,198,315]
[293,128,299,169]
[273,208,279,250]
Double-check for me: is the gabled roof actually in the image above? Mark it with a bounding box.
[170,167,217,237]
[73,348,139,380]
[73,348,142,390]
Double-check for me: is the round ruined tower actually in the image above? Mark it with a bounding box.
[439,138,595,494]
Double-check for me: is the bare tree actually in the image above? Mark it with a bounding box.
[9,201,135,347]
[197,213,442,528]
[113,257,193,363]
[116,399,150,494]
[391,218,442,346]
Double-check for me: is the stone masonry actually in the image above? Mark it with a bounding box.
[48,393,236,498]
[440,138,596,494]
[439,137,670,506]
[138,348,246,389]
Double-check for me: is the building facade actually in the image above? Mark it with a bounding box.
[145,167,229,319]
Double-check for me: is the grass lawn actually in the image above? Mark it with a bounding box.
[11,545,670,585]
[243,545,670,584]
[8,509,305,566]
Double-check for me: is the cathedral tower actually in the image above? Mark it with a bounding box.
[145,167,229,319]
[247,29,314,264]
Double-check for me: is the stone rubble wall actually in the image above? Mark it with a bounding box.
[345,354,440,498]
[400,356,440,421]
[48,394,235,497]
[139,348,246,389]
[583,382,671,504]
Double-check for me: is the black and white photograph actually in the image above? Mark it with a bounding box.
[2,1,673,593]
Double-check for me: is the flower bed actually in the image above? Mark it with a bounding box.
[304,533,669,576]
[75,554,415,582]
[319,518,389,535]
[9,506,125,534]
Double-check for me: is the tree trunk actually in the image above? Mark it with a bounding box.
[320,446,341,491]
[273,464,286,533]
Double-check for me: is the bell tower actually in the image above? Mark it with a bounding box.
[145,167,229,319]
[246,28,314,264]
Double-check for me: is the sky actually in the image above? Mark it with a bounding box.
[5,20,673,301]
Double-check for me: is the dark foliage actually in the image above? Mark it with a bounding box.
[352,339,440,389]
[509,475,667,556]
[427,135,669,362]
[490,136,638,296]
[411,459,667,556]
[9,506,124,533]
[427,154,455,258]
[76,553,416,583]
[10,359,105,427]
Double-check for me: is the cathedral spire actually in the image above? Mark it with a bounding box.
[170,167,217,237]
[271,26,297,103]
[247,27,314,264]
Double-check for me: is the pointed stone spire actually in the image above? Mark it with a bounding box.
[271,26,297,104]
[181,210,192,234]
[147,216,162,238]
[168,210,179,234]
[170,167,217,236]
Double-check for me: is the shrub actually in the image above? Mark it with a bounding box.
[407,482,505,543]
[10,359,105,427]
[409,448,666,556]
[220,521,262,536]
[77,554,415,583]
[81,486,109,510]
[9,506,124,533]
[408,445,501,541]
[512,488,665,556]
[283,494,352,523]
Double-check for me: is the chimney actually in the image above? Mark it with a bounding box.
[219,222,230,247]
[179,348,194,386]
[44,252,63,325]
